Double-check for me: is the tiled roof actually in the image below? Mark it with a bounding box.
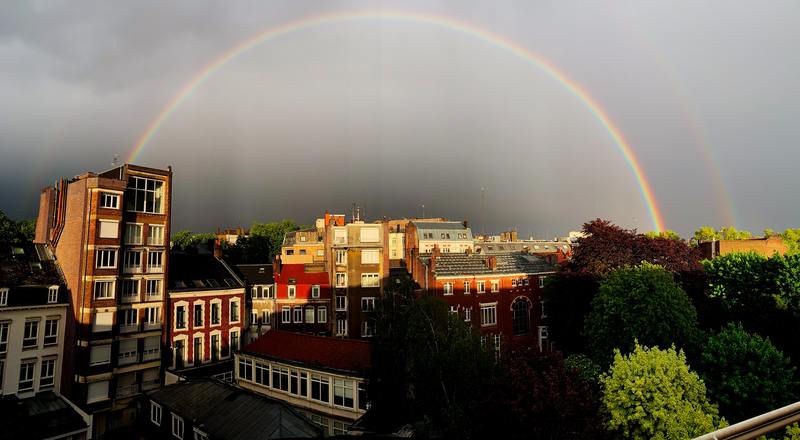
[412,221,469,231]
[0,391,88,440]
[169,252,243,291]
[234,264,274,284]
[274,263,329,285]
[0,241,63,286]
[242,331,371,375]
[423,252,555,277]
[147,380,321,439]
[475,241,571,254]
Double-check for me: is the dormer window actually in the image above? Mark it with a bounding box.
[48,286,59,304]
[0,288,8,306]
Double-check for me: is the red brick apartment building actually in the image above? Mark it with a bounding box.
[273,258,332,335]
[35,164,171,437]
[166,249,245,383]
[414,248,556,352]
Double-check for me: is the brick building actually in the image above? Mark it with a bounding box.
[404,221,473,277]
[234,263,276,343]
[273,259,332,336]
[415,249,556,352]
[699,237,789,259]
[34,164,171,436]
[166,250,245,382]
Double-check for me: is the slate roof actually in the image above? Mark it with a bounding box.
[234,264,275,285]
[242,331,371,376]
[147,380,322,439]
[0,391,89,440]
[412,221,470,232]
[169,252,243,291]
[475,241,571,255]
[282,229,323,247]
[0,241,67,306]
[423,252,556,277]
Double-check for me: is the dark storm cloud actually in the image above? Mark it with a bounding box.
[1,1,799,237]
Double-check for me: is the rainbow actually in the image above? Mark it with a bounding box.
[127,10,667,232]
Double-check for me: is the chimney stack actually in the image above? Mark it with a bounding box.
[486,256,497,270]
[213,238,222,258]
[431,245,441,268]
[273,255,282,279]
[463,219,469,229]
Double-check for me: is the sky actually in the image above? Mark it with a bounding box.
[1,1,798,238]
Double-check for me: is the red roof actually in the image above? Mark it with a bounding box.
[275,263,330,285]
[242,331,371,374]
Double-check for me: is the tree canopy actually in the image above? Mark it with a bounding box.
[584,262,700,365]
[225,220,302,264]
[0,210,35,243]
[699,323,797,422]
[170,230,217,252]
[600,344,725,440]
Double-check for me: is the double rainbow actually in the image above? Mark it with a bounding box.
[127,10,667,232]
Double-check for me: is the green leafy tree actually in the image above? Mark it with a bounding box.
[0,210,36,243]
[249,220,301,258]
[645,230,682,240]
[600,344,725,440]
[781,229,800,255]
[170,230,216,251]
[584,262,700,365]
[699,323,796,422]
[720,226,753,240]
[564,353,602,385]
[694,226,721,243]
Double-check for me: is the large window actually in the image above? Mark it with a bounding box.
[122,279,139,300]
[512,299,531,335]
[47,286,59,303]
[361,273,379,288]
[148,225,164,246]
[272,366,289,392]
[336,319,347,336]
[480,303,497,327]
[100,192,119,209]
[361,249,380,264]
[151,401,162,426]
[96,249,117,268]
[334,378,355,408]
[144,307,160,326]
[90,345,111,366]
[123,250,142,271]
[311,374,330,403]
[255,362,269,386]
[238,358,253,381]
[359,228,380,243]
[126,176,164,214]
[335,249,347,265]
[361,297,375,312]
[125,223,142,245]
[23,319,39,348]
[305,307,315,324]
[94,280,115,299]
[18,360,35,391]
[147,251,163,271]
[146,279,162,298]
[98,220,119,239]
[335,296,347,311]
[44,318,59,345]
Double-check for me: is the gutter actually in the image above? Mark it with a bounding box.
[694,401,800,440]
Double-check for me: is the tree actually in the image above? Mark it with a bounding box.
[542,271,598,354]
[584,262,700,365]
[249,220,301,258]
[645,230,682,240]
[781,229,800,255]
[720,226,752,240]
[0,210,35,243]
[600,344,725,440]
[699,323,797,422]
[694,226,720,243]
[170,230,216,252]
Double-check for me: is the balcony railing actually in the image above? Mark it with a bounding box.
[145,293,162,301]
[120,323,140,333]
[147,265,164,274]
[143,321,161,331]
[116,383,140,399]
[142,348,160,361]
[123,265,142,274]
[120,292,139,303]
[118,351,139,366]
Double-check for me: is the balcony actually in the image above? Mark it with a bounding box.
[118,351,139,366]
[123,265,142,275]
[120,292,139,304]
[142,348,160,361]
[143,321,161,331]
[147,265,164,274]
[115,383,140,399]
[119,322,140,333]
[141,378,160,391]
[144,292,162,302]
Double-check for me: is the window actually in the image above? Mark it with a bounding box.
[147,251,163,271]
[523,278,530,286]
[90,345,111,365]
[481,303,497,326]
[443,282,453,295]
[211,302,221,325]
[144,307,160,325]
[512,299,531,335]
[148,225,164,245]
[144,336,160,361]
[539,276,546,288]
[311,285,320,298]
[230,300,240,323]
[23,319,39,348]
[125,223,142,244]
[464,281,470,294]
[334,378,355,408]
[96,249,117,268]
[361,319,375,337]
[287,285,296,299]
[361,273,379,288]
[317,306,327,323]
[317,249,324,257]
[126,176,164,214]
[230,331,239,352]
[87,381,109,403]
[305,307,315,323]
[194,304,204,327]
[118,339,137,365]
[48,286,59,303]
[335,249,347,265]
[361,249,380,264]
[123,250,142,271]
[360,228,380,243]
[264,285,274,298]
[335,273,347,288]
[293,307,302,323]
[122,279,139,300]
[151,401,162,426]
[93,312,114,332]
[255,362,269,386]
[358,382,369,410]
[449,305,458,315]
[271,366,289,392]
[477,281,486,294]
[494,334,502,360]
[251,310,259,325]
[335,296,347,311]
[0,322,8,353]
[94,280,115,299]
[311,374,330,403]
[281,307,290,323]
[361,297,375,312]
[120,309,138,328]
[194,429,209,440]
[98,220,119,239]
[44,318,58,345]
[238,357,253,381]
[175,305,186,329]
[18,360,35,391]
[146,279,162,298]
[336,319,347,336]
[538,326,549,352]
[262,310,270,324]
[511,278,517,288]
[464,307,472,322]
[541,300,547,318]
[491,280,499,293]
[285,249,294,256]
[0,288,7,306]
[100,192,119,209]
[299,249,307,255]
[193,336,203,364]
[172,413,184,439]
[211,334,220,361]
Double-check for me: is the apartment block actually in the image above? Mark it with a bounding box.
[234,263,276,343]
[273,259,332,336]
[35,164,172,437]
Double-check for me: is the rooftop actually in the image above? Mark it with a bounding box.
[147,380,321,439]
[169,252,243,291]
[412,221,469,231]
[242,331,371,375]
[423,252,556,277]
[0,241,63,287]
[0,391,89,440]
[234,263,275,284]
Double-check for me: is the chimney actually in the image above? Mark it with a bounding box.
[213,238,222,258]
[273,255,282,279]
[463,219,469,229]
[486,256,497,271]
[431,245,441,269]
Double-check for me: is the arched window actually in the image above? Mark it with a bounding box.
[512,299,531,335]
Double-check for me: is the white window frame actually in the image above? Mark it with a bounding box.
[361,273,379,288]
[147,250,164,272]
[335,273,347,288]
[95,248,118,269]
[464,307,472,322]
[477,281,486,294]
[0,288,7,306]
[443,282,453,295]
[335,249,347,265]
[361,320,375,337]
[305,307,315,324]
[335,296,347,311]
[311,285,320,298]
[464,281,470,295]
[480,303,497,327]
[361,249,380,264]
[172,413,184,439]
[44,317,59,346]
[491,280,500,293]
[317,306,327,324]
[23,319,39,349]
[98,220,119,239]
[281,307,291,324]
[151,401,162,426]
[94,279,116,299]
[293,307,302,323]
[360,227,380,243]
[287,285,296,299]
[127,176,165,215]
[47,286,59,303]
[125,223,143,245]
[99,192,119,209]
[18,359,36,391]
[0,321,9,354]
[336,319,348,336]
[123,249,142,273]
[148,224,165,246]
[539,276,546,288]
[40,357,56,388]
[146,278,163,299]
[361,297,376,312]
